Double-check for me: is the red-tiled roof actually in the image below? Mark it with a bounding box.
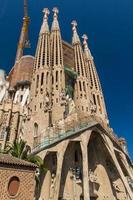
[0,154,37,169]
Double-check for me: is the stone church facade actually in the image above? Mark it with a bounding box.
[0,7,133,200]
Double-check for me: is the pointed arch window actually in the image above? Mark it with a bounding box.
[83,82,86,92]
[93,94,96,105]
[60,70,62,82]
[36,75,39,89]
[38,37,43,69]
[56,33,58,65]
[42,35,46,66]
[56,71,58,83]
[34,123,38,137]
[47,35,50,66]
[59,38,63,65]
[79,81,82,91]
[52,75,54,85]
[46,72,49,85]
[41,73,44,86]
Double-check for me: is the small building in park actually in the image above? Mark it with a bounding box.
[0,154,37,200]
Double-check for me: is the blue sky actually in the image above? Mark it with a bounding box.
[0,0,133,159]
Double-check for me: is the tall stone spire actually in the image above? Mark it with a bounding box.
[51,7,60,31]
[40,8,50,34]
[82,34,108,123]
[71,21,80,45]
[71,21,90,115]
[82,34,93,61]
[50,8,66,123]
[30,8,51,135]
[34,8,50,71]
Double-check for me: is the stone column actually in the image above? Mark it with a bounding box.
[9,112,19,143]
[2,110,12,150]
[53,142,68,200]
[80,130,92,200]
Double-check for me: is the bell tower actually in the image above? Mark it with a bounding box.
[82,34,108,123]
[50,8,66,123]
[71,21,90,115]
[30,8,51,135]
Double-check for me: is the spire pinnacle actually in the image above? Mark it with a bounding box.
[43,8,50,20]
[71,20,80,45]
[53,7,59,18]
[40,8,50,34]
[82,34,88,45]
[51,7,60,31]
[82,34,93,60]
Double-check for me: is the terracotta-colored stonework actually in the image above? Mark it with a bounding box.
[0,154,36,200]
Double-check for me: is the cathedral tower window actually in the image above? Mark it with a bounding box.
[97,95,100,106]
[36,75,39,89]
[79,81,82,91]
[93,94,96,105]
[59,39,63,64]
[52,75,54,85]
[41,73,44,86]
[60,70,62,82]
[83,82,86,92]
[56,33,58,65]
[42,36,46,66]
[46,72,49,85]
[38,37,43,69]
[34,123,38,137]
[56,71,58,83]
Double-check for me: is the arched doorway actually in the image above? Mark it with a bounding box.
[39,152,57,200]
[87,132,127,200]
[59,141,83,199]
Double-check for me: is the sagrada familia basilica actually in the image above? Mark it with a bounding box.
[0,2,133,200]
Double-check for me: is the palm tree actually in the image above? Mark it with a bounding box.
[1,139,46,188]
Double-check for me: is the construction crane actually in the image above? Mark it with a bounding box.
[15,0,30,63]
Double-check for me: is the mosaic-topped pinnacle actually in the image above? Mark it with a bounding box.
[71,20,77,31]
[40,8,50,34]
[71,20,80,45]
[51,7,60,31]
[82,34,88,44]
[82,34,93,60]
[52,7,59,18]
[43,8,50,20]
